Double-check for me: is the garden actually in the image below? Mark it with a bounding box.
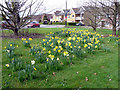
[1,28,119,88]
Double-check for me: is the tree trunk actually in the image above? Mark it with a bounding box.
[14,29,19,36]
[112,25,116,36]
[92,26,96,31]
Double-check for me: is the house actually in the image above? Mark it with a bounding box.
[52,11,64,22]
[31,14,53,22]
[31,15,42,22]
[66,8,84,23]
[52,7,84,23]
[42,13,53,22]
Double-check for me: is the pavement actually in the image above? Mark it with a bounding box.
[23,24,65,29]
[0,25,65,31]
[40,24,65,28]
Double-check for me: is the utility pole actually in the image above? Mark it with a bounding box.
[65,0,67,26]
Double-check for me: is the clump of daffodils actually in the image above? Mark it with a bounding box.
[22,38,32,47]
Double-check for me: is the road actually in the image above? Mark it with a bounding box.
[24,24,65,28]
[0,25,65,31]
[40,24,65,28]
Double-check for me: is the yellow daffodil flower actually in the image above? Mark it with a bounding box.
[29,38,32,41]
[48,51,51,54]
[84,44,88,48]
[58,50,61,53]
[95,45,98,48]
[5,64,9,67]
[43,48,46,51]
[34,68,37,71]
[10,44,12,47]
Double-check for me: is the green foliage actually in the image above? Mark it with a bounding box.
[52,22,65,25]
[68,22,77,26]
[22,38,32,47]
[11,58,24,71]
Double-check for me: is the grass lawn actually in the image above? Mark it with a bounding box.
[1,27,118,88]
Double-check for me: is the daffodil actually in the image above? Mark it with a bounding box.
[84,44,88,48]
[4,46,6,49]
[77,37,80,40]
[55,46,58,49]
[67,37,72,41]
[29,38,32,40]
[43,39,45,41]
[72,37,76,40]
[10,44,12,47]
[53,48,56,51]
[43,48,46,51]
[46,58,49,62]
[31,60,35,65]
[109,34,112,37]
[84,40,86,42]
[60,48,63,51]
[95,45,98,48]
[70,46,72,48]
[88,47,90,49]
[34,68,37,71]
[5,64,9,67]
[58,50,61,53]
[57,40,61,43]
[69,42,71,46]
[26,41,28,43]
[16,45,18,47]
[57,58,59,61]
[12,58,14,60]
[64,51,69,56]
[48,51,51,54]
[48,55,55,60]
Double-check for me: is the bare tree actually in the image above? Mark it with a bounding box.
[83,1,104,31]
[0,0,44,36]
[97,0,120,36]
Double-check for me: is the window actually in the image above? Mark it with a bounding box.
[72,15,74,17]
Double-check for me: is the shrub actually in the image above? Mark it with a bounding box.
[68,22,77,26]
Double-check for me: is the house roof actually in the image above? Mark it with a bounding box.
[54,11,64,16]
[44,14,53,20]
[31,15,42,20]
[72,8,80,13]
[63,9,71,15]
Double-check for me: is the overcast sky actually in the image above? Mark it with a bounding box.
[0,0,89,14]
[42,0,89,13]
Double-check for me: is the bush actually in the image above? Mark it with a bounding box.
[52,22,65,25]
[68,22,77,26]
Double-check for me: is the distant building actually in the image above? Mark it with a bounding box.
[52,11,64,22]
[67,8,84,23]
[31,14,53,22]
[52,7,84,23]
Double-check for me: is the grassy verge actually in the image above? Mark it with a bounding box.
[0,27,115,35]
[2,28,118,88]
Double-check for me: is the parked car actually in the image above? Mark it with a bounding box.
[27,21,40,28]
[76,23,85,26]
[43,20,48,24]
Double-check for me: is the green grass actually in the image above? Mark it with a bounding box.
[2,28,118,88]
[0,27,114,35]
